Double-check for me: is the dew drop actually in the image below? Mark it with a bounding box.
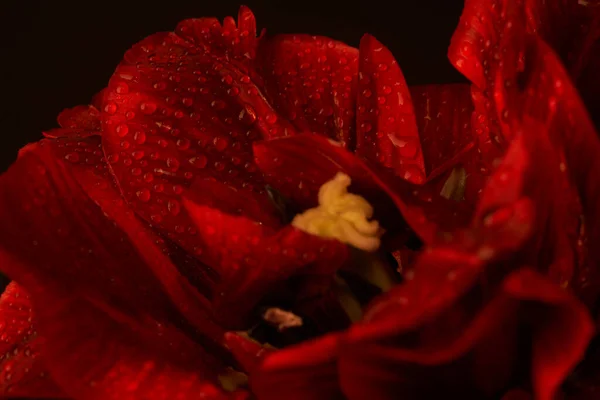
[211,100,226,110]
[213,137,229,151]
[239,106,257,125]
[402,165,425,184]
[166,158,180,171]
[140,102,157,115]
[64,153,80,163]
[265,113,278,124]
[143,173,154,182]
[104,103,117,114]
[189,155,208,168]
[116,82,129,94]
[116,124,129,137]
[167,200,181,216]
[136,189,151,202]
[176,138,191,150]
[133,131,147,144]
[390,136,419,158]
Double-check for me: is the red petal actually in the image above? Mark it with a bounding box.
[43,104,101,139]
[251,333,345,400]
[339,263,590,400]
[524,0,600,87]
[449,0,526,157]
[224,332,273,372]
[187,177,282,228]
[0,283,64,398]
[501,35,600,305]
[183,199,348,328]
[408,84,476,181]
[175,6,262,70]
[355,34,425,183]
[502,269,594,400]
[57,104,101,130]
[0,140,239,397]
[102,27,292,266]
[256,34,358,147]
[0,138,222,341]
[31,283,230,399]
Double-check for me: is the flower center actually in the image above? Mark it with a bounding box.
[292,172,383,252]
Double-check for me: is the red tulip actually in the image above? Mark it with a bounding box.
[0,1,598,399]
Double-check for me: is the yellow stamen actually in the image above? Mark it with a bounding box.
[348,249,397,292]
[440,166,467,201]
[218,368,248,392]
[333,275,363,322]
[292,173,382,252]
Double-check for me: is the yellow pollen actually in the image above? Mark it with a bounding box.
[292,173,382,252]
[218,368,248,392]
[440,166,467,201]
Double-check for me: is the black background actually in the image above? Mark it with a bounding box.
[1,0,466,172]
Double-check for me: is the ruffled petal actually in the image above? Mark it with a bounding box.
[502,269,594,400]
[339,267,591,400]
[101,15,289,265]
[43,104,101,139]
[0,138,240,397]
[355,34,425,183]
[22,273,231,400]
[175,6,262,71]
[524,0,600,105]
[498,34,600,305]
[255,34,358,147]
[251,333,345,400]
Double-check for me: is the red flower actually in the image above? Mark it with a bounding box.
[0,2,598,399]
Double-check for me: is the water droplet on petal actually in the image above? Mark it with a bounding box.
[104,103,117,114]
[213,137,229,151]
[116,82,129,94]
[134,131,147,144]
[64,153,80,163]
[141,102,157,115]
[136,189,151,202]
[166,158,180,171]
[265,113,278,124]
[116,124,129,137]
[167,200,181,216]
[390,136,419,158]
[190,155,208,168]
[402,165,425,184]
[239,106,257,125]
